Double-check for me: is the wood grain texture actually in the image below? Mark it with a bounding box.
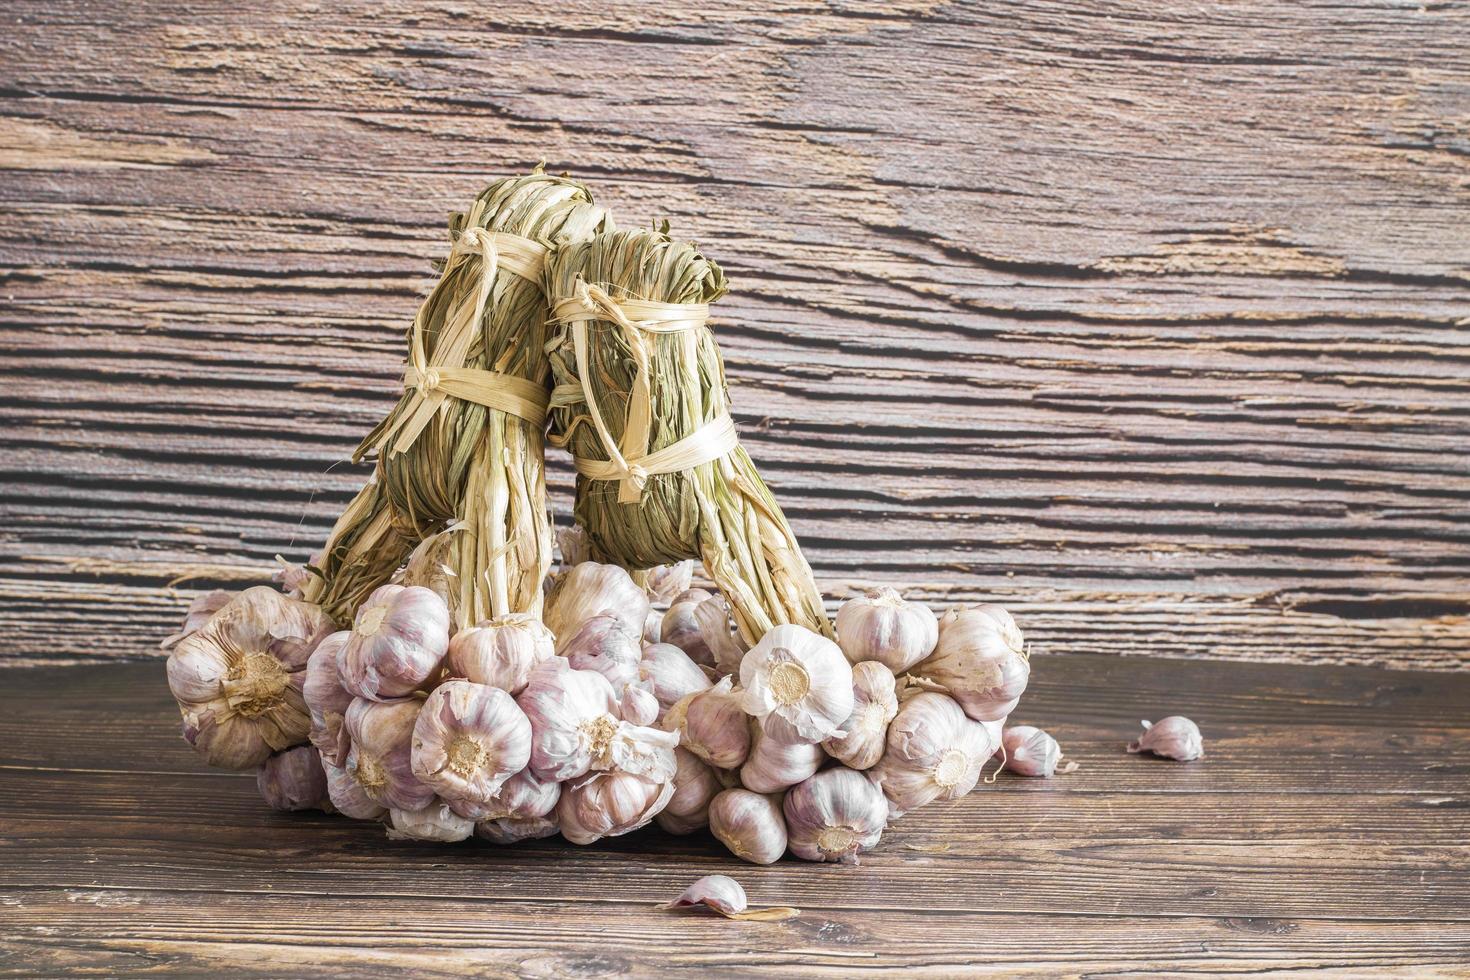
[1,1,1467,669]
[3,655,1468,976]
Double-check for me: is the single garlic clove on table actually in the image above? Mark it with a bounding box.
[914,604,1029,723]
[410,680,532,806]
[445,613,555,695]
[823,660,899,771]
[344,697,435,812]
[740,624,854,744]
[1001,725,1074,776]
[868,691,999,816]
[709,788,788,865]
[784,767,888,864]
[657,874,799,921]
[337,584,450,701]
[835,586,938,673]
[1128,716,1204,761]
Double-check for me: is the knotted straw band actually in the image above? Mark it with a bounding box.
[553,280,736,503]
[372,227,551,457]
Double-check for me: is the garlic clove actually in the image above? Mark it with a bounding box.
[544,561,650,649]
[561,613,643,695]
[1128,716,1204,761]
[868,692,999,815]
[657,874,799,921]
[303,631,353,767]
[660,587,716,667]
[639,642,712,712]
[557,769,675,845]
[620,680,661,727]
[256,745,330,812]
[323,758,386,821]
[783,768,888,864]
[475,814,561,844]
[449,767,561,821]
[1001,725,1075,777]
[740,624,854,744]
[160,588,233,649]
[337,584,451,701]
[676,676,752,770]
[709,789,788,865]
[694,593,748,678]
[410,680,532,806]
[740,719,823,794]
[386,799,474,842]
[915,604,1030,723]
[642,560,695,604]
[344,697,435,812]
[445,613,555,694]
[835,587,938,673]
[823,660,899,771]
[643,608,665,646]
[654,748,723,835]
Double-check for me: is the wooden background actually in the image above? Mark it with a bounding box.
[2,0,1468,670]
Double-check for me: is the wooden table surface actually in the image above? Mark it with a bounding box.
[4,654,1467,976]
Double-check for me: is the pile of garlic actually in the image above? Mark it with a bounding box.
[163,534,1065,863]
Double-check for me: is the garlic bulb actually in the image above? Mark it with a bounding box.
[449,767,561,821]
[669,677,750,770]
[561,613,642,695]
[694,592,748,678]
[657,874,799,921]
[784,768,888,864]
[475,814,560,844]
[639,642,712,712]
[740,624,853,743]
[323,758,386,820]
[558,770,675,845]
[517,658,677,782]
[256,745,329,812]
[709,789,788,865]
[1128,716,1204,761]
[544,561,649,649]
[344,697,434,812]
[655,748,722,835]
[661,587,715,666]
[620,681,660,727]
[740,720,823,794]
[302,631,353,767]
[445,613,554,694]
[410,681,532,805]
[160,588,232,649]
[868,692,999,816]
[643,560,694,603]
[1002,725,1074,777]
[835,587,938,673]
[822,661,898,770]
[337,584,450,701]
[386,800,474,842]
[166,586,335,770]
[916,604,1029,722]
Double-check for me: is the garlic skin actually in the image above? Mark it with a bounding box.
[740,624,854,744]
[166,586,335,770]
[561,613,642,695]
[544,561,649,649]
[337,584,450,701]
[643,560,694,603]
[410,681,532,805]
[323,759,386,820]
[694,593,748,678]
[517,658,677,782]
[558,770,675,845]
[396,529,462,628]
[344,697,434,812]
[639,643,712,712]
[709,789,788,865]
[160,589,233,649]
[1002,725,1070,777]
[868,692,999,816]
[740,720,824,794]
[823,661,898,771]
[784,768,888,864]
[655,748,722,835]
[1128,716,1204,761]
[475,814,560,844]
[302,631,353,767]
[669,677,751,770]
[273,557,316,599]
[557,524,591,570]
[620,681,660,727]
[256,745,330,812]
[386,800,474,842]
[449,767,561,821]
[661,588,715,666]
[835,587,938,673]
[445,613,554,694]
[917,604,1029,722]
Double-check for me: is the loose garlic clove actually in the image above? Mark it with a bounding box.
[166,586,335,770]
[544,561,649,649]
[386,800,474,842]
[741,625,854,744]
[639,643,712,713]
[642,560,694,603]
[694,593,748,678]
[672,677,751,770]
[1002,725,1075,777]
[445,613,554,694]
[160,589,233,649]
[1128,716,1204,761]
[337,584,450,701]
[784,768,888,864]
[344,697,435,812]
[868,692,999,816]
[740,719,823,794]
[410,680,532,806]
[256,745,330,812]
[916,604,1030,723]
[561,613,642,695]
[823,661,899,771]
[657,874,799,921]
[709,789,788,865]
[835,587,938,673]
[450,768,561,822]
[661,588,715,667]
[655,747,723,835]
[475,814,560,844]
[323,758,386,821]
[620,681,660,727]
[557,770,675,845]
[303,631,353,767]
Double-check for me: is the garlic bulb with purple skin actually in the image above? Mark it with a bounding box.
[642,560,694,603]
[410,681,532,805]
[784,767,888,864]
[386,800,474,842]
[449,768,561,821]
[337,584,450,701]
[302,631,353,767]
[639,643,712,713]
[1128,716,1204,761]
[823,661,899,771]
[445,613,554,695]
[475,814,560,844]
[323,759,386,821]
[257,745,330,812]
[558,770,675,845]
[655,748,723,835]
[709,789,788,865]
[1001,725,1075,777]
[561,613,642,695]
[544,561,649,649]
[868,692,999,816]
[835,587,938,673]
[666,677,750,770]
[916,604,1029,723]
[740,624,853,744]
[160,589,232,649]
[661,588,715,667]
[740,720,823,794]
[344,697,434,812]
[166,586,335,770]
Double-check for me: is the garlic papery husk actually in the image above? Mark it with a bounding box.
[655,748,722,835]
[445,613,554,695]
[643,608,665,645]
[557,770,675,845]
[740,720,823,794]
[561,613,642,695]
[257,745,330,812]
[709,789,788,865]
[674,677,751,770]
[273,555,316,599]
[557,525,591,571]
[694,593,748,678]
[657,874,799,921]
[1002,725,1075,777]
[544,561,649,650]
[868,692,999,816]
[449,767,561,821]
[323,758,386,820]
[620,681,660,727]
[1128,716,1204,761]
[643,560,694,604]
[835,587,938,673]
[337,584,451,701]
[916,604,1029,723]
[822,661,898,771]
[475,814,560,844]
[160,589,233,649]
[783,767,888,865]
[344,697,434,812]
[410,681,532,805]
[302,631,353,767]
[166,586,335,770]
[639,643,712,713]
[740,624,854,744]
[660,588,715,667]
[396,528,463,630]
[386,800,474,842]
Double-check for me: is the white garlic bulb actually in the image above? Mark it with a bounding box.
[558,770,675,845]
[868,692,999,816]
[835,587,938,672]
[561,613,642,695]
[822,661,898,770]
[302,630,353,767]
[166,586,335,770]
[709,789,788,865]
[386,800,474,842]
[410,680,531,806]
[449,767,561,822]
[740,624,853,744]
[337,584,450,701]
[916,604,1029,722]
[660,587,715,666]
[668,677,750,770]
[639,643,712,712]
[256,745,329,812]
[1128,716,1204,761]
[344,697,434,812]
[642,560,694,603]
[517,658,677,782]
[323,758,386,821]
[655,748,723,835]
[783,767,888,864]
[445,613,554,694]
[1002,725,1074,776]
[740,720,823,794]
[694,593,748,678]
[544,561,649,649]
[475,814,560,844]
[160,588,232,649]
